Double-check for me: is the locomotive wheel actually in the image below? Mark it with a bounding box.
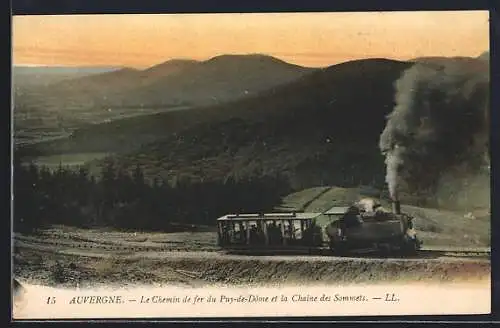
[377,243,392,257]
[330,241,348,256]
[399,237,418,256]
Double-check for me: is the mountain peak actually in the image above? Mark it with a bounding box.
[204,54,300,67]
[144,59,200,72]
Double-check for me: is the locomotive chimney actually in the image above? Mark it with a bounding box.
[392,199,401,215]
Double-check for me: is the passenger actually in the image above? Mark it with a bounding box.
[254,222,262,244]
[343,205,361,228]
[229,229,236,243]
[256,222,266,244]
[250,224,258,244]
[269,222,281,245]
[221,225,229,245]
[240,226,247,244]
[267,222,276,245]
[302,225,311,246]
[277,223,284,244]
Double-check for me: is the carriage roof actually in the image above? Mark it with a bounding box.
[216,212,322,221]
[323,206,350,215]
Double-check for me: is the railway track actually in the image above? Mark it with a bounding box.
[13,235,215,253]
[13,234,490,259]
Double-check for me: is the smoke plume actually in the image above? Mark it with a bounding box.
[379,55,490,205]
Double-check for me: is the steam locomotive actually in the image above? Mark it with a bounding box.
[325,200,422,255]
[216,199,422,256]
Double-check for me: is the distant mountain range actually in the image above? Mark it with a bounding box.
[19,58,414,191]
[17,53,489,207]
[410,51,490,64]
[14,54,316,111]
[13,65,122,74]
[14,52,490,215]
[13,65,122,87]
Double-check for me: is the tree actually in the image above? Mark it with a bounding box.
[99,159,118,224]
[132,164,145,186]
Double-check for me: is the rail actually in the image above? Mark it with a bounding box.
[13,235,490,259]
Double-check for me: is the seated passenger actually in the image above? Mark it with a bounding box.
[249,224,259,244]
[267,222,279,245]
[343,205,362,228]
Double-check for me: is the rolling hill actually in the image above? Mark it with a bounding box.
[18,58,422,205]
[278,186,490,247]
[14,55,316,146]
[12,66,122,88]
[29,59,201,109]
[117,54,315,108]
[15,54,315,112]
[409,55,490,70]
[97,55,488,211]
[19,58,412,158]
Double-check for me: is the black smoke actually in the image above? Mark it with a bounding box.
[379,55,489,207]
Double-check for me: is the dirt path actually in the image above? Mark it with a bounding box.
[13,238,490,262]
[13,236,491,289]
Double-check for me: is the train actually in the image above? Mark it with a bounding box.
[216,199,422,256]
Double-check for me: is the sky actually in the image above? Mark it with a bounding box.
[12,11,489,68]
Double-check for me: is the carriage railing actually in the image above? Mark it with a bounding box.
[216,215,323,248]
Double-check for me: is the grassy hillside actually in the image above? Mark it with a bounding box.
[14,55,314,147]
[78,56,487,211]
[30,60,201,109]
[15,54,313,113]
[17,58,415,203]
[14,57,490,241]
[19,58,412,157]
[13,66,121,88]
[119,54,314,107]
[79,58,413,188]
[278,186,490,248]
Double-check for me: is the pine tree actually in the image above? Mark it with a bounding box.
[132,164,145,186]
[99,159,117,225]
